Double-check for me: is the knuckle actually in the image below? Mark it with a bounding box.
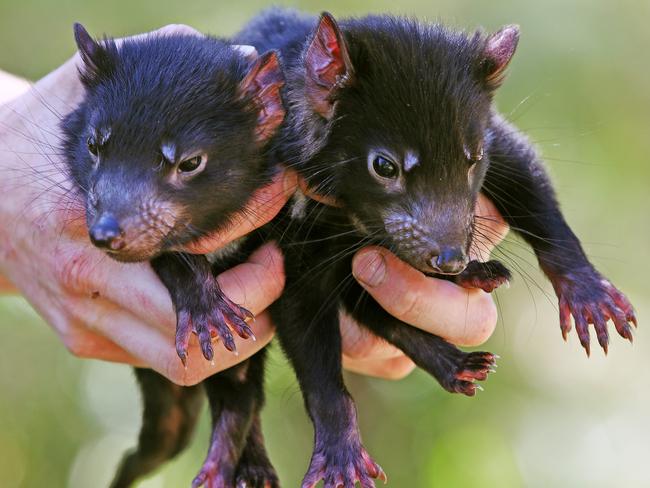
[54,248,96,293]
[163,357,204,387]
[394,288,425,323]
[160,24,198,36]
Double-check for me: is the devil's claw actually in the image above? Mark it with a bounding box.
[553,272,636,355]
[446,351,498,396]
[173,278,256,363]
[454,260,512,293]
[302,444,385,488]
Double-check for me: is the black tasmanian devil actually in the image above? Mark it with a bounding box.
[233,8,638,487]
[61,25,285,487]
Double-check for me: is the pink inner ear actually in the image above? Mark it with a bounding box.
[255,83,285,142]
[305,13,353,118]
[240,52,286,144]
[484,25,520,81]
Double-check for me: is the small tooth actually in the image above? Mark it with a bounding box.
[475,384,485,392]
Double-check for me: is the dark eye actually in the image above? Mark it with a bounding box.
[372,155,399,179]
[464,146,484,162]
[177,155,206,174]
[87,137,99,156]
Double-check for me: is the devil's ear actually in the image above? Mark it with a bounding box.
[304,12,354,119]
[240,50,286,144]
[73,23,115,86]
[480,25,519,87]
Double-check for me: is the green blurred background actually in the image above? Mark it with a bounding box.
[0,0,648,487]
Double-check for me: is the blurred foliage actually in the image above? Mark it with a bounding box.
[0,0,649,487]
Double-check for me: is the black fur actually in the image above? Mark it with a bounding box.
[110,369,203,488]
[61,28,283,487]
[236,8,636,486]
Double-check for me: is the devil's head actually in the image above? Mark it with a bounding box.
[292,14,518,274]
[62,24,284,261]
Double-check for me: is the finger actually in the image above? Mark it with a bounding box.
[113,25,203,48]
[60,325,145,366]
[352,247,497,347]
[216,242,285,315]
[471,193,509,261]
[18,25,204,124]
[0,274,17,294]
[149,24,202,38]
[183,170,297,254]
[54,242,176,334]
[298,175,341,207]
[343,354,416,380]
[56,240,284,338]
[88,301,275,386]
[340,311,404,360]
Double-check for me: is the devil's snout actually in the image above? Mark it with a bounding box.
[89,214,125,251]
[429,247,468,275]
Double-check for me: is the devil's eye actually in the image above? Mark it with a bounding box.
[372,155,399,179]
[177,154,206,174]
[464,146,484,162]
[87,137,99,156]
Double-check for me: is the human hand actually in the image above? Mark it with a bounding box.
[342,194,509,379]
[0,24,295,386]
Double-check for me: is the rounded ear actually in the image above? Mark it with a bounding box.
[304,12,354,119]
[239,50,286,144]
[481,25,520,87]
[73,23,115,86]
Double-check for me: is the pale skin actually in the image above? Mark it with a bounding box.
[0,25,508,385]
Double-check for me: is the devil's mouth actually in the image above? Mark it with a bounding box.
[424,268,466,277]
[102,246,161,263]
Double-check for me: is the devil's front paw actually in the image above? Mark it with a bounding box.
[175,280,255,365]
[454,260,511,293]
[553,270,637,356]
[437,350,498,397]
[302,442,386,488]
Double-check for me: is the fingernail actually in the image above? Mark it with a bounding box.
[353,250,387,288]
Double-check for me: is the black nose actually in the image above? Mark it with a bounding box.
[430,247,468,275]
[89,214,125,251]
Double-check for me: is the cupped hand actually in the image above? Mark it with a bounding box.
[0,24,294,386]
[343,194,509,379]
[0,23,509,385]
